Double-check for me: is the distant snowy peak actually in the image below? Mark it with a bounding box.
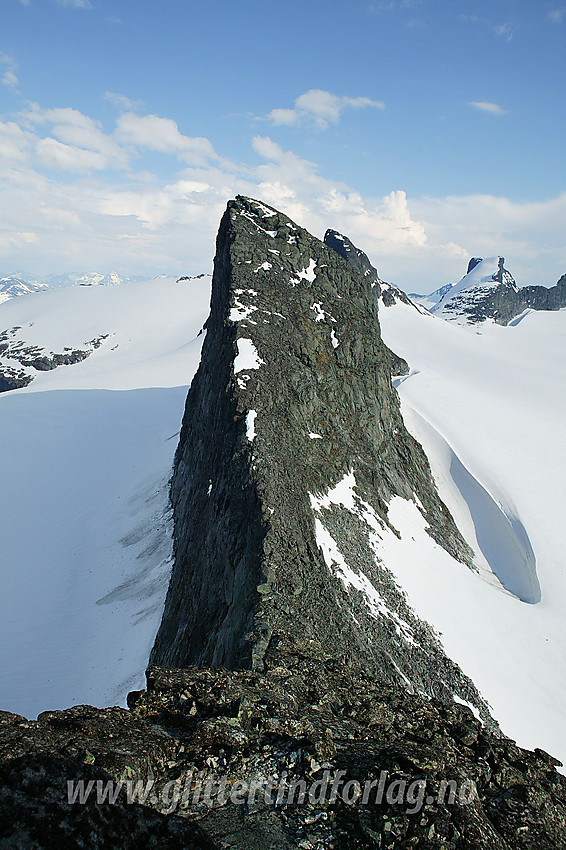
[1,270,151,295]
[410,256,520,325]
[0,277,48,305]
[46,270,145,289]
[433,256,517,323]
[74,271,123,287]
[0,271,210,307]
[421,257,566,326]
[409,282,454,312]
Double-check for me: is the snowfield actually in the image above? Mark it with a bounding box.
[0,276,211,718]
[379,300,566,768]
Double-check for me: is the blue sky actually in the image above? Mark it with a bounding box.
[1,0,565,292]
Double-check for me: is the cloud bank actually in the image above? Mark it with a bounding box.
[0,103,564,293]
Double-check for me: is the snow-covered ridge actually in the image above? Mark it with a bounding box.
[0,276,48,305]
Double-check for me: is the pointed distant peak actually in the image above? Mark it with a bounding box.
[467,257,483,274]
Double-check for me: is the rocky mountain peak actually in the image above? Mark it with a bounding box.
[151,195,490,719]
[427,255,566,325]
[323,228,413,309]
[466,257,483,274]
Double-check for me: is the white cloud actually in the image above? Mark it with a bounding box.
[23,105,129,171]
[104,92,143,112]
[251,135,426,255]
[115,113,219,166]
[0,121,33,165]
[0,53,19,92]
[266,89,385,129]
[548,9,566,23]
[56,0,92,8]
[494,22,514,40]
[410,191,566,289]
[35,137,113,173]
[468,101,506,115]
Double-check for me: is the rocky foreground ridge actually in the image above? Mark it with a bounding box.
[1,198,566,849]
[2,638,566,849]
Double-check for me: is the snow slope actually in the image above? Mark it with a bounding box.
[379,300,566,766]
[0,276,211,718]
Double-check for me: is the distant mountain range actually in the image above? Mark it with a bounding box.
[0,271,150,305]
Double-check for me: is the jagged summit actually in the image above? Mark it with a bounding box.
[323,229,383,285]
[432,256,517,322]
[414,257,566,325]
[323,229,409,376]
[151,195,490,719]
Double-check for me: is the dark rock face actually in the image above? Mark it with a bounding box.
[467,258,483,274]
[323,229,409,376]
[2,650,566,849]
[517,273,566,313]
[151,196,488,719]
[323,228,413,309]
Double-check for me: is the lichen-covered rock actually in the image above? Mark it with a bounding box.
[2,651,565,849]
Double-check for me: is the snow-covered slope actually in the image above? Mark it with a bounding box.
[0,275,211,718]
[379,299,566,767]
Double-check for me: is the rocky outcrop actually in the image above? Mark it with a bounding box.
[2,647,566,849]
[151,196,488,719]
[0,326,108,393]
